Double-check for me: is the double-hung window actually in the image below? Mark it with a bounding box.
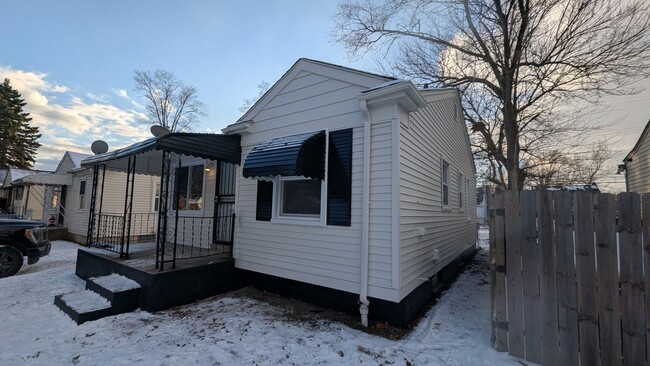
[442,160,450,207]
[78,180,86,210]
[174,164,204,211]
[458,174,464,209]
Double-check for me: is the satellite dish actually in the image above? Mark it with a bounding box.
[90,140,109,155]
[151,125,171,137]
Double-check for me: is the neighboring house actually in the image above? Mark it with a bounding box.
[476,186,487,225]
[224,58,477,325]
[13,151,159,243]
[1,168,50,220]
[76,58,477,326]
[623,119,650,193]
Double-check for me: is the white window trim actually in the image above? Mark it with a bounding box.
[152,180,161,212]
[271,176,327,227]
[441,160,450,211]
[174,161,206,217]
[77,178,86,212]
[458,173,465,211]
[466,177,471,222]
[270,131,329,227]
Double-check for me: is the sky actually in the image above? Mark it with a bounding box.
[1,0,648,191]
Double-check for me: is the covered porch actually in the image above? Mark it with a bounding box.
[80,132,241,271]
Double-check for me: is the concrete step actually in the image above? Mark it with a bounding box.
[86,274,141,313]
[54,290,113,325]
[54,273,142,325]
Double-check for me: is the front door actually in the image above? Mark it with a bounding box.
[213,161,236,245]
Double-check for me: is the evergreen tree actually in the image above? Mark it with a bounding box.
[0,78,41,169]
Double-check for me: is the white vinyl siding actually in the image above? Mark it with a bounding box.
[65,170,159,239]
[398,93,477,299]
[234,63,398,300]
[626,129,650,193]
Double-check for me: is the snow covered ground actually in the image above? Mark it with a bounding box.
[0,231,524,365]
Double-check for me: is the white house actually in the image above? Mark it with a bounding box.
[75,58,477,326]
[623,119,650,193]
[224,58,477,326]
[1,168,50,220]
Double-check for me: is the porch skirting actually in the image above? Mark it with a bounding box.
[75,249,246,312]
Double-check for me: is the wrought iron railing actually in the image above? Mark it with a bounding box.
[88,212,235,269]
[157,214,235,270]
[89,213,157,256]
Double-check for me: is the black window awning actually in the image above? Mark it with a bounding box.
[242,131,326,180]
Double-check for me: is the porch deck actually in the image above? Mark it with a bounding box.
[75,245,246,312]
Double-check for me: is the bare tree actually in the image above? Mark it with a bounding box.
[134,70,206,132]
[334,0,650,189]
[239,81,270,114]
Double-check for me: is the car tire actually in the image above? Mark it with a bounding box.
[0,246,23,278]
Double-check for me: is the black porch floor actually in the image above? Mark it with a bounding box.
[75,245,246,312]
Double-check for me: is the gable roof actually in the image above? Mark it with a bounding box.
[2,168,51,188]
[54,151,93,173]
[229,58,396,128]
[625,118,650,161]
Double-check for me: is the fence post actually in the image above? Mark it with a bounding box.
[538,190,559,365]
[520,190,542,364]
[618,192,645,366]
[489,188,507,352]
[643,194,650,365]
[574,191,599,366]
[504,190,525,359]
[554,191,579,366]
[594,193,622,365]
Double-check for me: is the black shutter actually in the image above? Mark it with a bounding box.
[327,128,353,226]
[256,180,273,221]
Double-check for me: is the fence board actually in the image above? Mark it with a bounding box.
[553,191,579,366]
[594,193,622,366]
[504,190,525,358]
[618,193,645,366]
[643,194,650,365]
[489,189,508,352]
[520,190,542,363]
[574,191,600,366]
[538,190,559,365]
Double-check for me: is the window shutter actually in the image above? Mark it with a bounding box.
[256,180,273,221]
[327,128,353,226]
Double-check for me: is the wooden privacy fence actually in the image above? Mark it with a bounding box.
[488,190,650,366]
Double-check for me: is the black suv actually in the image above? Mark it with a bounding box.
[0,219,51,278]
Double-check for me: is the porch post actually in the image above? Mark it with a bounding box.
[86,165,99,247]
[95,164,106,245]
[156,150,168,270]
[172,157,182,269]
[120,155,135,258]
[125,155,137,258]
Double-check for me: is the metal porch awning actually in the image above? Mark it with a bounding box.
[242,130,325,180]
[80,133,242,175]
[13,173,72,186]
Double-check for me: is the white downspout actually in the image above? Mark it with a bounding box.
[359,99,371,327]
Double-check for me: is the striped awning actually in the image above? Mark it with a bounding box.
[242,131,326,180]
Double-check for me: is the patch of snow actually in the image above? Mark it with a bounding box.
[60,290,111,313]
[0,238,525,365]
[90,273,140,292]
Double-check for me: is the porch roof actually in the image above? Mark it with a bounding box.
[81,133,242,174]
[13,172,72,186]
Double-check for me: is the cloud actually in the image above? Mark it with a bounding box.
[1,66,151,170]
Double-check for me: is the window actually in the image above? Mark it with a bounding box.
[153,181,161,211]
[465,178,471,220]
[253,128,353,226]
[442,160,450,207]
[78,180,86,210]
[14,187,23,201]
[174,164,204,211]
[458,174,464,209]
[279,178,322,217]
